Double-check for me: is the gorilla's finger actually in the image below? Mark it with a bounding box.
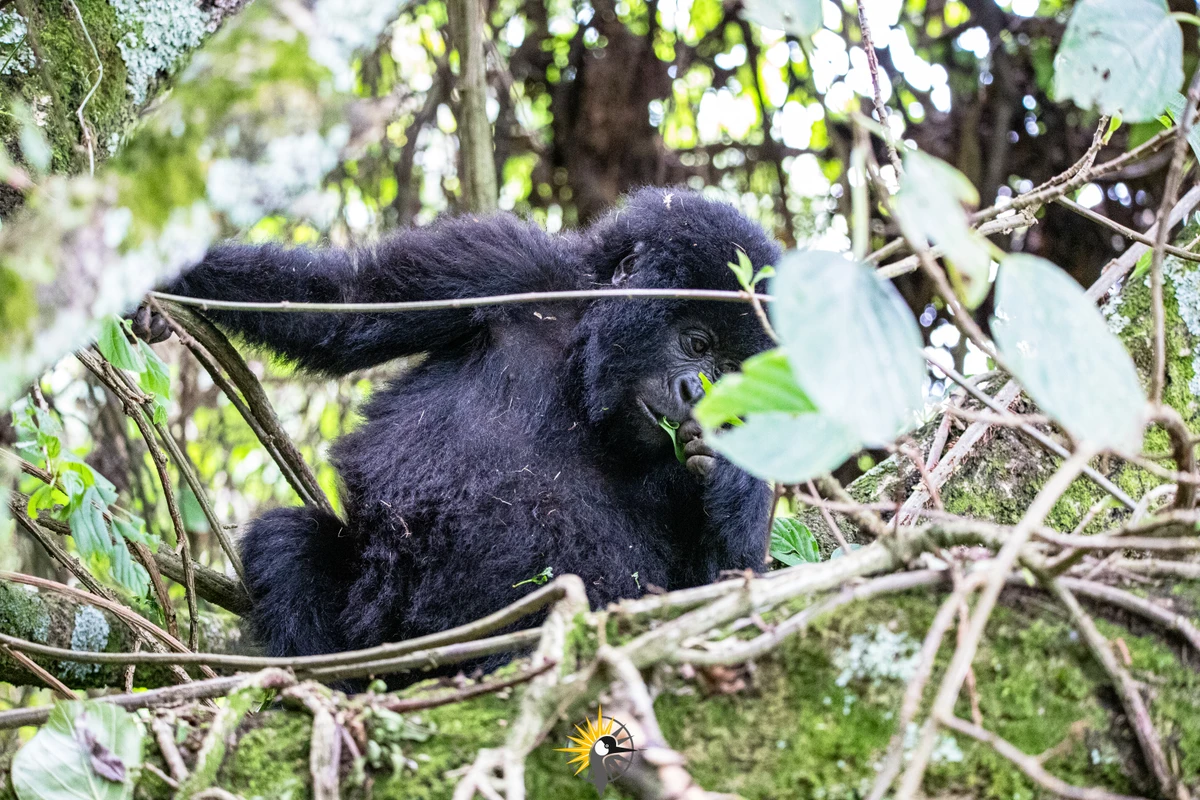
[677,418,703,445]
[131,305,154,341]
[686,454,715,480]
[147,314,173,343]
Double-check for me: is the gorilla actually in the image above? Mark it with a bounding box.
[142,188,780,669]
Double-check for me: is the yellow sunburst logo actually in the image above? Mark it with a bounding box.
[554,704,615,776]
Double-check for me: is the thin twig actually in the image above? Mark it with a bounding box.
[0,644,75,699]
[1058,577,1200,655]
[896,446,1096,799]
[1054,197,1200,262]
[1050,581,1182,800]
[867,571,986,800]
[938,714,1148,800]
[151,287,774,314]
[855,4,902,175]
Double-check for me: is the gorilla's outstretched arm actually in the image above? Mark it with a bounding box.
[160,215,579,374]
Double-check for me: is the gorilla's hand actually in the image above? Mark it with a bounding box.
[677,419,716,480]
[129,303,173,344]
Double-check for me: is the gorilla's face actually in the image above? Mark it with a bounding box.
[629,319,732,447]
[574,300,769,461]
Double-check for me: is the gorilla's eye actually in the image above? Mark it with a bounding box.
[687,334,710,356]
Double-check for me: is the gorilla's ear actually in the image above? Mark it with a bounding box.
[612,242,644,286]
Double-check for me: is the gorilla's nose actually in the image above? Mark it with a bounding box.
[674,374,705,407]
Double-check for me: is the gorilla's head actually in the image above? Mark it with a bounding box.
[571,188,781,459]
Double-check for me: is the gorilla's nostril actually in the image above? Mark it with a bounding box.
[676,374,705,405]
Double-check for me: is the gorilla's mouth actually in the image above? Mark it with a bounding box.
[636,398,663,427]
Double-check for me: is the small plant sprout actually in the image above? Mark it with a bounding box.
[512,566,554,588]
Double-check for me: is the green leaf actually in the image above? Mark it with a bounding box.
[136,341,171,399]
[108,542,150,596]
[707,411,860,484]
[658,418,687,463]
[68,487,110,562]
[739,0,822,37]
[112,517,157,550]
[728,250,754,291]
[12,701,144,800]
[96,317,144,373]
[1163,93,1200,162]
[693,349,814,429]
[894,151,993,309]
[1052,0,1182,122]
[991,254,1146,452]
[771,251,925,446]
[770,517,820,566]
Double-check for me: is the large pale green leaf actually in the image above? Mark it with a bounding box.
[1052,0,1182,122]
[739,0,822,37]
[693,348,815,429]
[991,254,1146,452]
[708,411,859,484]
[12,701,144,800]
[771,251,925,446]
[894,151,993,309]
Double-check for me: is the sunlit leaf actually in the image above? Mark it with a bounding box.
[770,517,820,566]
[1052,0,1182,122]
[894,151,993,309]
[108,541,150,597]
[991,254,1146,452]
[693,349,814,429]
[12,701,144,800]
[739,0,822,37]
[770,250,925,446]
[708,411,859,484]
[96,317,144,373]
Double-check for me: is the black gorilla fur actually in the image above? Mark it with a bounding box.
[162,188,780,671]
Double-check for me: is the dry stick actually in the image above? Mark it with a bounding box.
[1055,197,1200,262]
[0,579,568,671]
[150,711,190,783]
[0,644,74,700]
[0,571,213,680]
[0,670,295,730]
[1086,183,1200,302]
[938,714,1149,800]
[382,659,556,713]
[806,479,851,552]
[1036,530,1200,552]
[896,446,1096,800]
[1109,559,1200,580]
[1152,70,1200,405]
[154,299,333,516]
[972,114,1123,226]
[867,571,988,800]
[855,3,902,175]
[1050,581,1184,800]
[671,570,943,666]
[1057,577,1200,655]
[876,212,1036,278]
[924,361,1137,511]
[78,350,202,650]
